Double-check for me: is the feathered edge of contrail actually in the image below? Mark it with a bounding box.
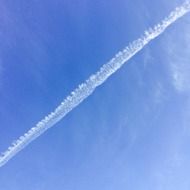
[0,1,190,168]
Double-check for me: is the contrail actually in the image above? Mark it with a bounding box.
[1,1,190,168]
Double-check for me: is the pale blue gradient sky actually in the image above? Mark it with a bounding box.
[0,0,190,189]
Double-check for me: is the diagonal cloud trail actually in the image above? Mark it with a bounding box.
[1,1,190,168]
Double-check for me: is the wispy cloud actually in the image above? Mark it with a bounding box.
[165,18,190,92]
[0,0,190,168]
[0,60,3,91]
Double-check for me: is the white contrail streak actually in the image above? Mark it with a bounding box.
[1,1,190,167]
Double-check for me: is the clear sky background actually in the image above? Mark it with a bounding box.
[0,0,190,189]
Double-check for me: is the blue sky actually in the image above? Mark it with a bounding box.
[0,0,190,189]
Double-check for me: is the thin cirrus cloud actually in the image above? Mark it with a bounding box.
[161,15,190,93]
[0,0,190,168]
[169,31,190,93]
[0,62,3,89]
